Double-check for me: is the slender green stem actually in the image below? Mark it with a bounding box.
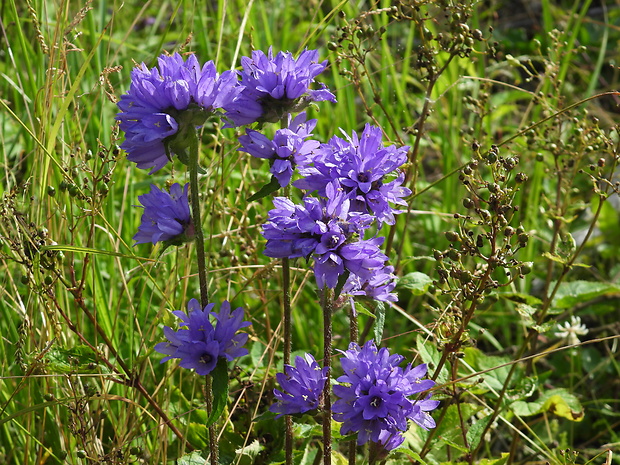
[187,132,217,464]
[322,288,334,465]
[188,132,210,308]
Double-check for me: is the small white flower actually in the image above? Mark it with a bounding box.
[555,315,588,345]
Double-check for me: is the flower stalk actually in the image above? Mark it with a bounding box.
[187,131,217,464]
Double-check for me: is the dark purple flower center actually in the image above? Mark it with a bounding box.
[370,396,382,408]
[358,172,369,183]
[200,353,214,364]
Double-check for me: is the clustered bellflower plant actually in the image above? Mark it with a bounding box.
[155,299,251,376]
[332,340,439,451]
[115,44,437,464]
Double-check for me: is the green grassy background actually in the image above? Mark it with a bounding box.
[1,0,620,464]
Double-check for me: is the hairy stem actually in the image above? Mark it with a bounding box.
[322,288,334,465]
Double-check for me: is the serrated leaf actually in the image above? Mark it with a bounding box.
[398,272,433,295]
[373,302,385,344]
[206,358,230,427]
[466,415,492,450]
[247,176,281,202]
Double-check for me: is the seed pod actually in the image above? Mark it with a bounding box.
[516,173,528,183]
[445,231,460,242]
[520,262,533,275]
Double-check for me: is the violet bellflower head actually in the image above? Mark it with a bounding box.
[270,353,328,418]
[238,112,319,187]
[133,183,194,246]
[262,187,388,289]
[227,47,336,126]
[332,340,439,451]
[296,124,411,226]
[154,299,251,376]
[116,53,242,173]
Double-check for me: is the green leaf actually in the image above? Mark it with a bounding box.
[552,280,620,309]
[235,439,264,464]
[462,347,513,391]
[466,414,492,451]
[541,252,567,265]
[41,245,156,261]
[479,454,510,465]
[44,345,101,374]
[416,334,450,384]
[497,292,542,307]
[186,422,208,450]
[353,301,375,319]
[176,451,208,465]
[511,388,584,421]
[206,358,230,427]
[247,176,281,202]
[397,272,433,295]
[373,302,385,344]
[331,450,349,465]
[396,449,429,465]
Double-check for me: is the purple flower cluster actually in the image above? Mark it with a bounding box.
[238,112,319,187]
[296,124,411,226]
[269,341,439,450]
[117,49,334,173]
[262,187,393,290]
[229,48,337,125]
[116,53,241,173]
[332,340,439,451]
[270,353,328,417]
[133,183,193,245]
[155,299,251,375]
